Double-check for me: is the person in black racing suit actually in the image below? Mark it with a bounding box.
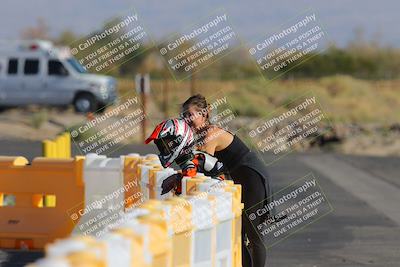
[180,94,277,267]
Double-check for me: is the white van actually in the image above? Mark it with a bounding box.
[0,40,117,113]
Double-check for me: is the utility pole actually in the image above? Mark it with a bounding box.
[190,71,196,95]
[163,74,169,118]
[140,76,146,142]
[136,74,150,142]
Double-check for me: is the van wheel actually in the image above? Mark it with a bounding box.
[73,93,97,113]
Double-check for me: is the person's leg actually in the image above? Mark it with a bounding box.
[241,226,253,267]
[243,207,267,267]
[234,167,269,267]
[244,215,267,267]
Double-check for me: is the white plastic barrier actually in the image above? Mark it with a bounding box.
[73,154,125,236]
[112,208,153,267]
[27,258,71,267]
[26,154,243,267]
[76,153,160,236]
[45,236,103,258]
[138,164,155,200]
[210,190,234,267]
[83,153,124,211]
[143,154,162,166]
[185,193,215,267]
[196,178,234,266]
[100,232,132,267]
[38,209,153,267]
[182,176,238,267]
[138,164,176,201]
[43,236,106,267]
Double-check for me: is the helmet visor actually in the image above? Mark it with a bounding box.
[154,136,181,155]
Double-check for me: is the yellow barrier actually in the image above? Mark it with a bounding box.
[139,198,193,267]
[0,154,244,266]
[42,132,71,158]
[224,180,244,267]
[123,155,149,209]
[0,156,85,249]
[112,225,150,267]
[137,213,173,267]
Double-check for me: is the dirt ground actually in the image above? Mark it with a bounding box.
[0,107,84,140]
[0,107,399,157]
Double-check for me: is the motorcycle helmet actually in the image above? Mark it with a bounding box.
[145,118,195,168]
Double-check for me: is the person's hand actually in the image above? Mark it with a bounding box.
[161,173,183,195]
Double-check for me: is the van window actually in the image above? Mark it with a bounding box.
[48,60,68,76]
[24,59,39,75]
[8,58,18,74]
[67,58,86,73]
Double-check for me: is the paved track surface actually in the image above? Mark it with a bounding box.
[0,140,399,266]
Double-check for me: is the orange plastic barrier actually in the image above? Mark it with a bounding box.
[123,155,144,209]
[0,156,85,249]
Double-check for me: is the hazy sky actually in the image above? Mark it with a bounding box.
[1,0,399,47]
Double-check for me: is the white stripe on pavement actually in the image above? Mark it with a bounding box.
[301,154,400,226]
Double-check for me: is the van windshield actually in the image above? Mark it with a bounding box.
[67,58,87,73]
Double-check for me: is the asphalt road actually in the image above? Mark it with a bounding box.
[0,140,399,267]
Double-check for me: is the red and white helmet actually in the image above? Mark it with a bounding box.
[145,118,195,167]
